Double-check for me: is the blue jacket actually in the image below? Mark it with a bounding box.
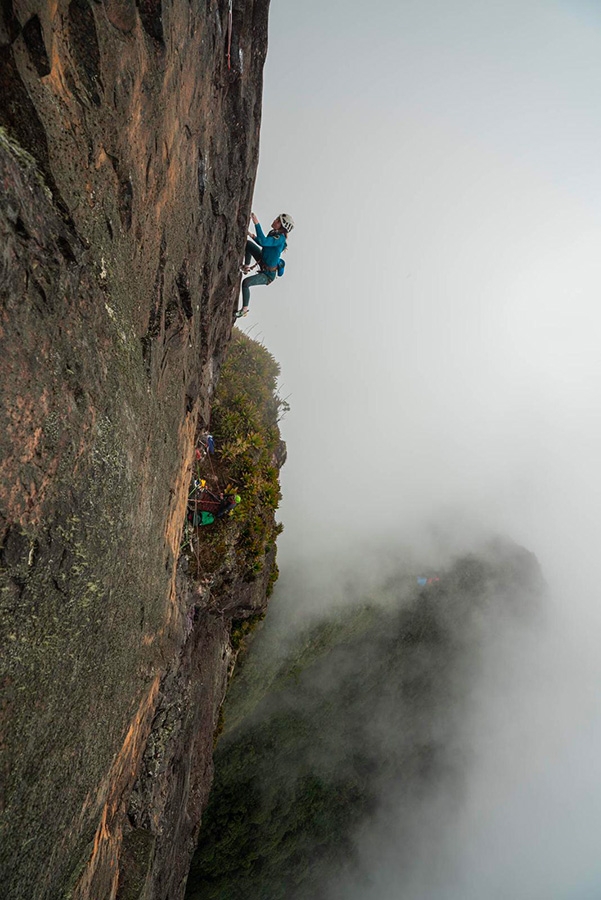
[254,223,287,271]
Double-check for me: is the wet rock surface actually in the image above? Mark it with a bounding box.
[0,1,271,897]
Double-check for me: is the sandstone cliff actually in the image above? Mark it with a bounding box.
[0,1,273,897]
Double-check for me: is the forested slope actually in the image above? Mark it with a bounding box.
[187,542,543,900]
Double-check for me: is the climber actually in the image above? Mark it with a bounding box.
[187,497,240,527]
[216,493,241,518]
[195,433,215,458]
[188,489,241,525]
[234,212,294,318]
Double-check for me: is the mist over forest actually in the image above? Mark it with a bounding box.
[186,538,551,900]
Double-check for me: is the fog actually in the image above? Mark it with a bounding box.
[235,0,601,897]
[316,589,601,900]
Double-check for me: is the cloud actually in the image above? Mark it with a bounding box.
[228,0,601,895]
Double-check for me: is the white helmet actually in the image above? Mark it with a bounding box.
[279,213,295,233]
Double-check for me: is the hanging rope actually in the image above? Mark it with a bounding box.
[227,0,233,70]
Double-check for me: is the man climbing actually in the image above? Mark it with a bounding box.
[234,212,294,318]
[187,490,241,527]
[215,493,241,518]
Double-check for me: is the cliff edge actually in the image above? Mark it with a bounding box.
[0,1,274,898]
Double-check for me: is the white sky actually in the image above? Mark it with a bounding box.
[240,2,601,895]
[248,0,601,587]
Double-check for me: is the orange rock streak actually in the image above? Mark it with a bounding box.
[72,675,161,900]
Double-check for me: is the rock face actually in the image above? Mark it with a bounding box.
[0,1,272,898]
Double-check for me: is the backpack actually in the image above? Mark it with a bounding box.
[188,510,215,527]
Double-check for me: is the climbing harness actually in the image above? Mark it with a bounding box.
[238,262,277,294]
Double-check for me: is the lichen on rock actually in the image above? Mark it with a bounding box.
[0,0,277,897]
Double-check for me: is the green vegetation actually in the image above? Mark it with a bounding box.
[229,613,266,652]
[211,331,286,579]
[186,593,450,900]
[185,545,543,900]
[221,602,380,734]
[184,331,286,584]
